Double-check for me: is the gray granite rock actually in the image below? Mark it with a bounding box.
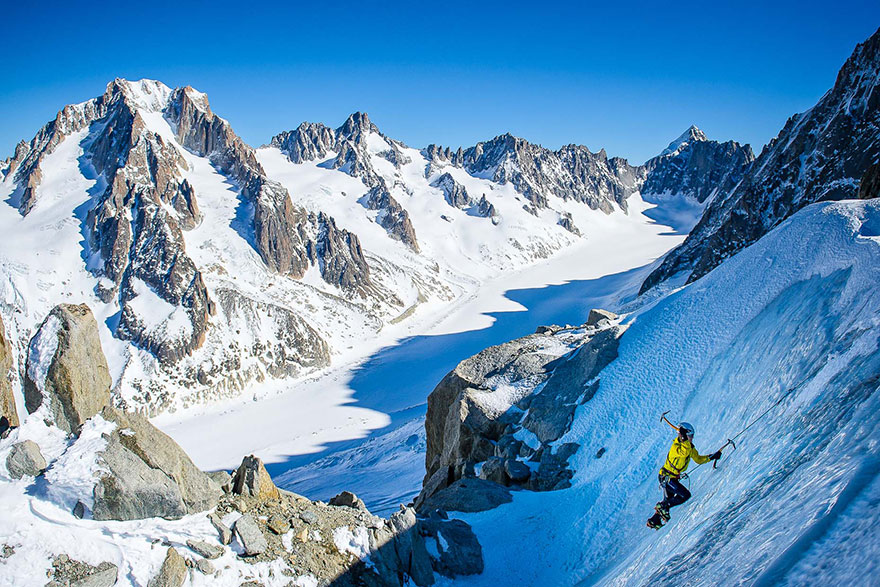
[5,439,47,479]
[186,539,223,560]
[147,547,186,587]
[23,304,111,434]
[234,513,268,556]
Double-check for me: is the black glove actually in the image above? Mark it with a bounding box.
[710,451,722,461]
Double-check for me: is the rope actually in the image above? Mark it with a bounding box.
[670,378,810,489]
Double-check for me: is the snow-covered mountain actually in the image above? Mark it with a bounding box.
[642,26,880,293]
[0,81,747,416]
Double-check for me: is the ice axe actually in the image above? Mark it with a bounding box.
[660,411,679,432]
[712,438,736,469]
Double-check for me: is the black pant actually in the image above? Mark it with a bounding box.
[658,474,691,510]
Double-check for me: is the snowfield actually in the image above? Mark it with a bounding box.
[447,199,880,586]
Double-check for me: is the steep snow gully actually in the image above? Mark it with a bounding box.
[449,199,880,586]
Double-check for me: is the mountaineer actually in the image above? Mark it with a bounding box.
[647,421,721,529]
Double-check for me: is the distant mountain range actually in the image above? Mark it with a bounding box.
[7,26,877,416]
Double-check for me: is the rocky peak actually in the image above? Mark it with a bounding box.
[642,26,880,293]
[642,136,755,203]
[270,122,336,164]
[105,78,173,113]
[660,124,708,157]
[337,111,379,140]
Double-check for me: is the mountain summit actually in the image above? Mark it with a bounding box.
[659,124,708,158]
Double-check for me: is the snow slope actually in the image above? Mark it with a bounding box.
[447,198,880,586]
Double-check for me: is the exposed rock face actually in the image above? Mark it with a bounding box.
[418,317,622,509]
[642,28,880,293]
[92,406,221,521]
[6,439,47,479]
[363,182,420,252]
[5,79,371,376]
[271,111,411,188]
[0,314,17,428]
[557,212,581,236]
[311,212,374,296]
[23,304,111,434]
[475,194,497,219]
[642,128,754,203]
[424,135,644,211]
[431,172,471,208]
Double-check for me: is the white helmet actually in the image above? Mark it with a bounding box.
[679,422,695,440]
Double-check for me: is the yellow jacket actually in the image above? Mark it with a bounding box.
[660,437,711,477]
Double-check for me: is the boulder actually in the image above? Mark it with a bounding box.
[504,459,531,484]
[91,406,221,521]
[420,517,484,578]
[147,547,187,587]
[477,457,507,485]
[6,439,47,479]
[299,510,319,525]
[232,455,280,502]
[586,308,618,326]
[234,513,268,556]
[522,327,621,443]
[195,557,215,575]
[71,564,118,587]
[209,512,233,544]
[422,333,563,500]
[329,490,367,511]
[267,514,290,534]
[23,304,111,434]
[0,314,17,428]
[186,539,223,560]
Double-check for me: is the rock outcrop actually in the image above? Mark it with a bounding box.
[0,314,17,428]
[216,454,483,585]
[363,182,420,253]
[431,172,472,208]
[232,454,281,502]
[642,27,880,293]
[23,304,111,434]
[425,134,644,211]
[91,406,221,521]
[418,315,622,510]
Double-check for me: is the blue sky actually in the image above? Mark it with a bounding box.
[1,1,876,164]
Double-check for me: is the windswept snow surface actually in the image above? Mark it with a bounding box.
[448,199,880,586]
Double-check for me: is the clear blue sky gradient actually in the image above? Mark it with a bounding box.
[2,1,877,164]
